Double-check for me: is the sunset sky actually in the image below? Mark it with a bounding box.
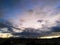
[0,0,60,37]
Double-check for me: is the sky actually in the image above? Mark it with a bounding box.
[0,0,60,37]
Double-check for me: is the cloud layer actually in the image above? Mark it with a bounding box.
[11,0,60,32]
[0,0,60,37]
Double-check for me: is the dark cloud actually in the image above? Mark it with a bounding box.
[0,19,14,32]
[51,21,60,32]
[12,28,52,38]
[52,26,60,32]
[0,18,21,33]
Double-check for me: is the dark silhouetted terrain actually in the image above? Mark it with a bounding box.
[0,37,60,45]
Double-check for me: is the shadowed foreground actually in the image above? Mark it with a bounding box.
[0,37,60,45]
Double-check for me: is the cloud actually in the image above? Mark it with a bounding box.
[0,19,14,32]
[1,0,60,35]
[51,21,60,32]
[52,26,60,32]
[7,0,60,33]
[12,28,52,37]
